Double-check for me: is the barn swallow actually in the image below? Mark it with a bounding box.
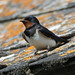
[20,16,67,53]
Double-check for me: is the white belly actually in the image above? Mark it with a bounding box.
[25,29,56,50]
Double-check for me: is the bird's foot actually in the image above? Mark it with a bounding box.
[47,45,52,52]
[34,51,38,55]
[33,49,38,55]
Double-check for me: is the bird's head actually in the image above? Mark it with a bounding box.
[20,16,40,28]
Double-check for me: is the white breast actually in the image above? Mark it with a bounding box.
[25,29,56,50]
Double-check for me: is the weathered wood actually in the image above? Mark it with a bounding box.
[0,0,75,75]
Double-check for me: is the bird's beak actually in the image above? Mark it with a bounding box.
[20,19,25,22]
[20,19,28,23]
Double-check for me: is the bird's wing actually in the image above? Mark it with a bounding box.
[22,32,29,43]
[39,25,65,43]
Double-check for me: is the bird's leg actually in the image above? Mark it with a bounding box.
[47,45,50,52]
[34,49,38,55]
[47,45,55,51]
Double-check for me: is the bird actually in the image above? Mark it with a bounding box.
[20,16,68,54]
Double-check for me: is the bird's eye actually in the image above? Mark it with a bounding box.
[25,17,31,21]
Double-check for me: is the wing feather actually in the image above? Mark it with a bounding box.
[22,32,29,43]
[39,25,65,43]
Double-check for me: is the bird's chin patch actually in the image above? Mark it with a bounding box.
[25,21,34,29]
[24,22,27,25]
